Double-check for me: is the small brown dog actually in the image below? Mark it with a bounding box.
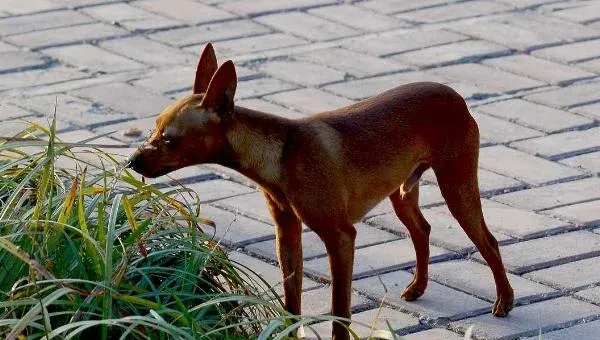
[128,43,514,339]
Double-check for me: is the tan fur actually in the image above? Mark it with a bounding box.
[128,43,515,340]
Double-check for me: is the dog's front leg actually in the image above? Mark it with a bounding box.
[317,221,356,340]
[264,193,303,316]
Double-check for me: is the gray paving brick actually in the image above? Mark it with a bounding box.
[354,270,490,320]
[525,81,600,109]
[429,260,556,303]
[184,179,256,203]
[575,286,600,303]
[199,205,274,247]
[255,12,358,42]
[475,231,600,274]
[402,329,463,340]
[551,2,600,23]
[546,200,600,227]
[576,58,600,75]
[237,98,306,120]
[247,223,399,262]
[422,167,526,196]
[0,102,36,120]
[304,239,451,280]
[135,0,235,24]
[0,41,16,53]
[0,65,88,91]
[301,286,373,316]
[0,10,93,36]
[257,60,346,86]
[396,1,511,23]
[0,51,47,73]
[479,145,583,186]
[453,297,600,339]
[534,39,600,63]
[100,37,195,66]
[476,99,594,133]
[149,19,271,47]
[525,256,600,291]
[343,29,468,57]
[82,3,179,31]
[431,63,545,93]
[264,88,355,114]
[511,127,600,160]
[572,101,600,121]
[358,0,451,14]
[93,116,156,143]
[560,152,600,174]
[493,177,600,211]
[483,54,596,85]
[509,13,600,42]
[211,33,308,58]
[294,47,409,78]
[0,0,61,15]
[392,40,510,68]
[218,0,337,17]
[130,66,194,94]
[236,77,297,99]
[522,320,600,340]
[0,116,72,136]
[71,82,172,117]
[309,4,410,32]
[324,71,446,100]
[213,191,271,223]
[16,94,130,128]
[227,251,320,296]
[473,112,544,144]
[44,44,145,73]
[6,23,129,49]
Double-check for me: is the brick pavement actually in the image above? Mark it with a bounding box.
[1,0,599,339]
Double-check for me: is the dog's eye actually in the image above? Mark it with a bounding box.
[162,133,175,147]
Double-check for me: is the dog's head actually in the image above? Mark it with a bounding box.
[127,43,238,178]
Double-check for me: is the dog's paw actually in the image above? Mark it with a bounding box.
[400,284,426,301]
[492,295,514,317]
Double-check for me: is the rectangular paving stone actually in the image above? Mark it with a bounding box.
[0,65,88,91]
[236,77,297,99]
[431,63,545,93]
[213,191,272,223]
[403,329,463,340]
[358,0,451,14]
[149,19,271,47]
[575,286,600,303]
[572,101,600,120]
[525,256,600,291]
[16,94,131,128]
[184,179,256,203]
[522,319,600,340]
[134,0,235,24]
[551,2,600,23]
[71,82,172,117]
[199,205,274,247]
[0,41,17,52]
[324,71,446,100]
[484,54,596,85]
[294,47,409,78]
[472,112,544,144]
[392,40,511,67]
[546,200,600,227]
[476,99,594,133]
[0,9,93,36]
[218,0,337,17]
[422,167,526,196]
[257,60,346,86]
[227,251,320,296]
[93,116,156,143]
[354,270,490,320]
[0,102,36,120]
[525,81,600,108]
[100,37,195,67]
[452,297,600,339]
[255,12,358,42]
[6,22,129,49]
[396,1,511,23]
[511,13,600,42]
[534,39,600,63]
[429,260,556,303]
[511,127,600,160]
[305,239,451,280]
[0,0,61,15]
[265,88,355,114]
[82,3,179,31]
[236,98,306,120]
[479,145,583,186]
[44,44,145,73]
[343,29,468,57]
[130,66,195,94]
[211,33,308,57]
[301,286,372,316]
[560,152,600,174]
[475,231,600,274]
[0,51,47,73]
[308,4,410,32]
[493,177,600,211]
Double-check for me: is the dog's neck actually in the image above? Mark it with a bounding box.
[219,106,290,186]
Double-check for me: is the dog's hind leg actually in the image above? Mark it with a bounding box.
[389,184,432,301]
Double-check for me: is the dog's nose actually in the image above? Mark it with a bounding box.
[127,152,144,170]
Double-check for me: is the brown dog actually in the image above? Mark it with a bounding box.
[128,43,514,339]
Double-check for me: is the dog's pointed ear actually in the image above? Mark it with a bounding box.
[192,42,218,94]
[200,60,237,115]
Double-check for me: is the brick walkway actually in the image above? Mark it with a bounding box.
[1,0,600,339]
